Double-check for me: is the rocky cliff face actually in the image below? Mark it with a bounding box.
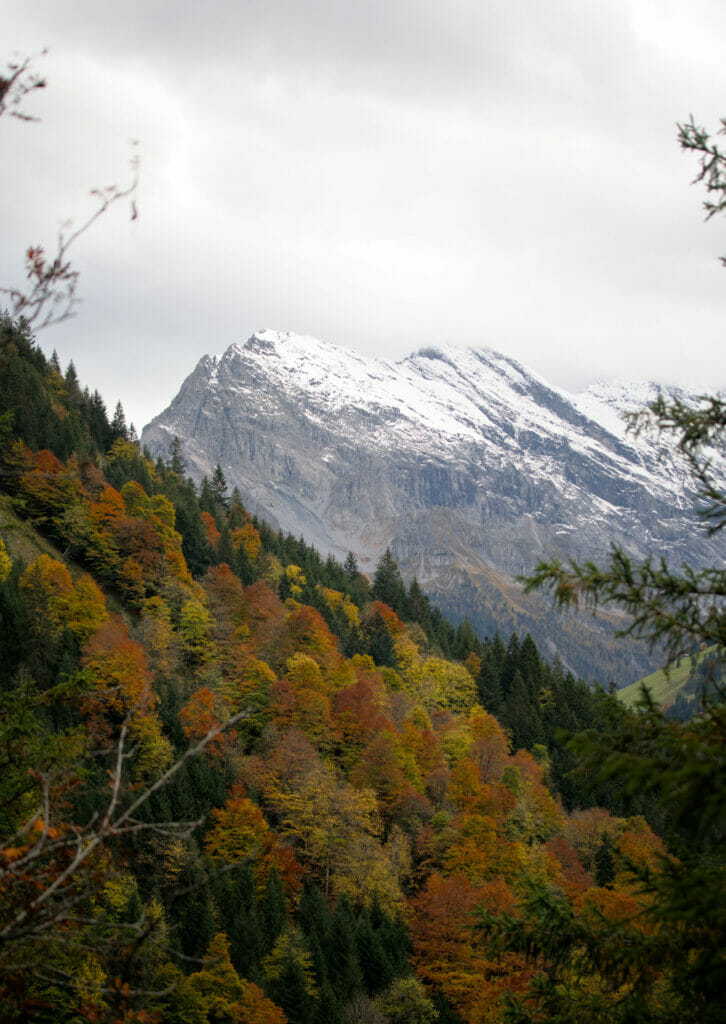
[141,330,724,684]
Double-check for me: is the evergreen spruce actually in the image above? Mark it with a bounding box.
[594,832,616,889]
[211,463,229,511]
[355,907,393,995]
[178,885,216,963]
[228,487,247,528]
[168,434,186,476]
[326,895,364,1004]
[230,866,264,979]
[261,867,287,955]
[452,619,481,660]
[364,611,398,668]
[371,548,407,616]
[343,551,359,581]
[268,948,315,1024]
[370,898,411,979]
[407,577,433,635]
[298,879,330,949]
[314,980,340,1024]
[110,400,128,442]
[199,476,215,515]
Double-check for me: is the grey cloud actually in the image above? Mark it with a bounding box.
[3,0,725,431]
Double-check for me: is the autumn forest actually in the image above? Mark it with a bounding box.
[4,305,722,1024]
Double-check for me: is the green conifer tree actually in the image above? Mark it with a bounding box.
[364,611,398,668]
[199,476,215,515]
[110,400,128,442]
[261,867,287,956]
[211,463,229,511]
[326,895,364,1004]
[314,979,340,1024]
[343,551,359,581]
[407,577,433,634]
[168,434,186,476]
[371,548,407,616]
[178,885,216,962]
[268,949,315,1024]
[593,831,616,889]
[370,898,411,979]
[356,906,393,995]
[298,878,330,949]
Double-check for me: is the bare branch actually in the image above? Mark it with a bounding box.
[0,706,250,951]
[0,140,140,331]
[1,51,140,331]
[0,51,47,122]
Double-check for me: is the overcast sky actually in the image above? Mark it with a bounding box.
[2,1,725,431]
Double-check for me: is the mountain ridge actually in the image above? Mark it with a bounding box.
[142,329,725,683]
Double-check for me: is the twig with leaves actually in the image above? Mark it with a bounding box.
[0,51,47,121]
[678,114,726,264]
[0,51,139,331]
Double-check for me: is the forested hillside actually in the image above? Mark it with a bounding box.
[0,315,678,1023]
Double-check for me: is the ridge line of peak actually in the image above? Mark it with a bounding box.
[198,329,691,399]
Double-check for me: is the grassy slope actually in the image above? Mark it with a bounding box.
[617,648,715,709]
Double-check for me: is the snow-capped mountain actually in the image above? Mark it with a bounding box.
[141,330,724,683]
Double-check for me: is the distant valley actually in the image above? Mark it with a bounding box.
[142,330,725,684]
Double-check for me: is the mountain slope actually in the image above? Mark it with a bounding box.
[4,315,673,1024]
[142,330,725,683]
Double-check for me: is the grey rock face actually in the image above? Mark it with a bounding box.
[141,330,725,684]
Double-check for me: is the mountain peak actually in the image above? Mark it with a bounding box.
[141,329,724,684]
